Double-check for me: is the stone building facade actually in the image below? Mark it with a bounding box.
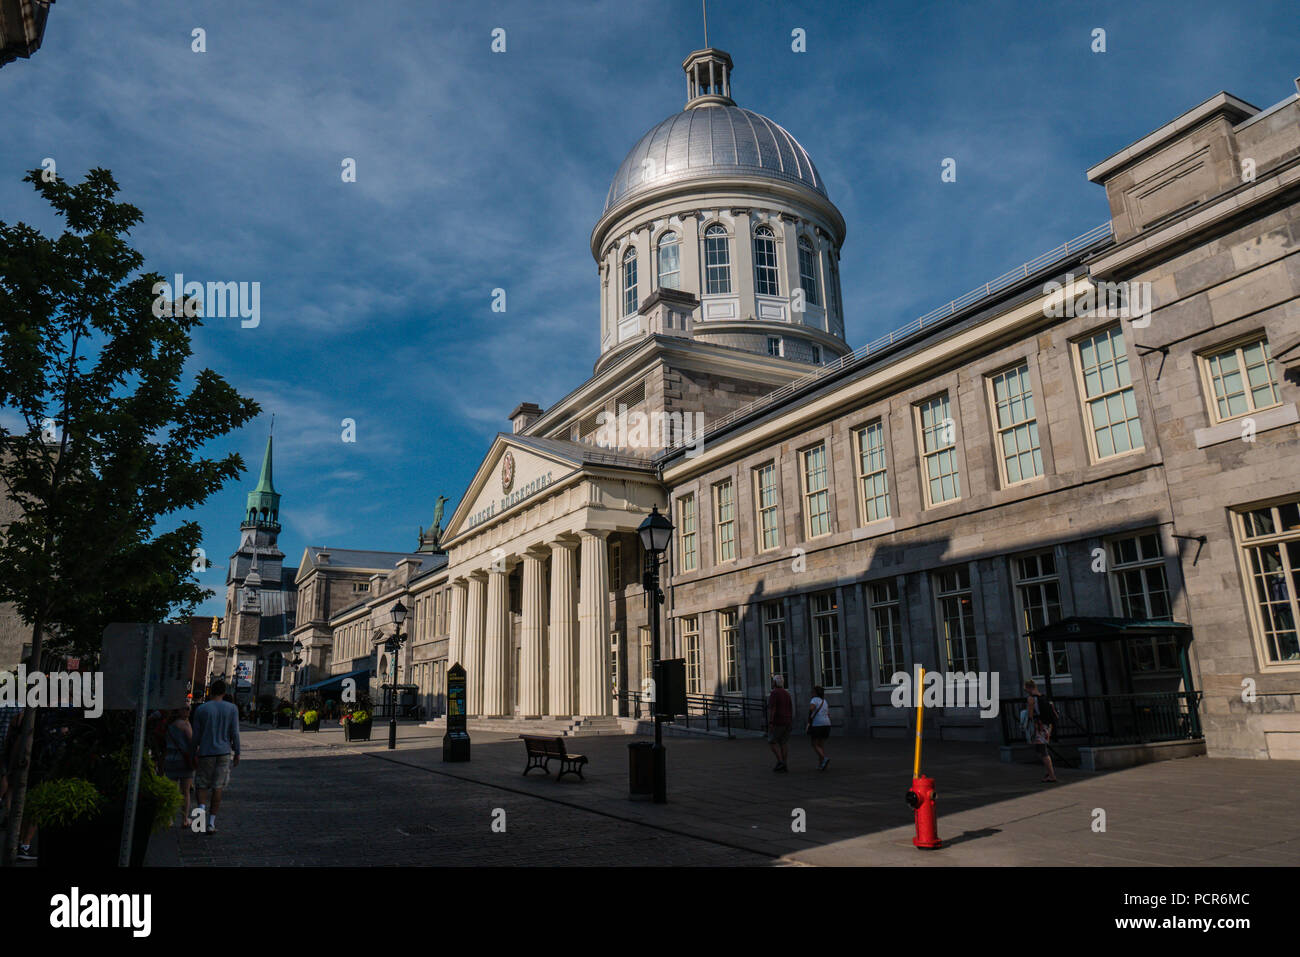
[303,52,1299,759]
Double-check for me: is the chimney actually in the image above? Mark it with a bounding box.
[509,402,543,434]
[317,550,330,565]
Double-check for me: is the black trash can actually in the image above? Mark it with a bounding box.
[628,740,654,800]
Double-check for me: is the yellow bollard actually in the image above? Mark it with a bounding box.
[912,665,925,779]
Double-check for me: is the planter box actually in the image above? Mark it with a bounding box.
[344,720,372,742]
[300,718,320,732]
[40,795,157,869]
[275,714,292,728]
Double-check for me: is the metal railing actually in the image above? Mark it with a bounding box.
[1000,691,1204,748]
[670,222,1114,451]
[617,690,769,737]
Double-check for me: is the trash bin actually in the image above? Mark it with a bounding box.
[628,740,654,800]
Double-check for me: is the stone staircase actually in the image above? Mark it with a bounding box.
[419,715,627,737]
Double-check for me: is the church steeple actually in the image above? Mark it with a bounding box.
[243,434,281,532]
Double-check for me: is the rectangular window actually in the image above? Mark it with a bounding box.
[812,592,842,689]
[802,442,832,538]
[705,232,732,294]
[1013,552,1068,678]
[1202,337,1281,422]
[867,580,905,687]
[1076,325,1144,459]
[639,626,653,691]
[1234,499,1300,664]
[609,539,622,591]
[767,335,782,357]
[714,478,736,563]
[754,231,780,296]
[1108,532,1177,671]
[989,363,1044,484]
[719,609,740,693]
[798,239,820,306]
[855,419,891,524]
[678,494,697,572]
[682,616,701,693]
[934,566,979,672]
[763,601,787,682]
[917,394,961,505]
[755,462,780,551]
[811,345,822,364]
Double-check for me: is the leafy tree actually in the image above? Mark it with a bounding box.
[0,168,259,863]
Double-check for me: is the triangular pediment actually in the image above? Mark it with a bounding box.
[441,435,584,543]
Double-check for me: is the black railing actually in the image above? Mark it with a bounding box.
[1000,692,1204,747]
[617,690,769,737]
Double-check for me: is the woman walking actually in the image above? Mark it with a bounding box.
[162,706,196,827]
[807,686,831,770]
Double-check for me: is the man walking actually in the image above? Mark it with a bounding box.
[766,675,793,772]
[191,679,241,833]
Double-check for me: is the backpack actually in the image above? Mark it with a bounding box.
[1034,693,1060,729]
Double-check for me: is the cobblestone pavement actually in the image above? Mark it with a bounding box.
[151,721,1300,866]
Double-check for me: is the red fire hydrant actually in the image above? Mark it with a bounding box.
[906,775,943,849]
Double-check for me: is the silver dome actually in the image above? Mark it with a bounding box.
[604,105,827,214]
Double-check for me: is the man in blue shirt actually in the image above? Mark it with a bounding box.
[190,679,241,833]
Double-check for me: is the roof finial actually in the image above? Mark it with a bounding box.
[702,0,708,47]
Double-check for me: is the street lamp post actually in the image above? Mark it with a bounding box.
[386,601,408,750]
[637,504,674,805]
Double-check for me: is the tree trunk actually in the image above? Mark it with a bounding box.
[3,612,43,866]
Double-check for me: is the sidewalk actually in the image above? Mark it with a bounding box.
[148,721,1300,866]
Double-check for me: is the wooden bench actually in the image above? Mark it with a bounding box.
[520,734,588,781]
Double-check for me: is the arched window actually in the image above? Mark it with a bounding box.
[704,225,732,295]
[622,247,638,316]
[798,236,820,306]
[657,232,681,290]
[753,225,779,297]
[828,252,842,319]
[265,651,283,683]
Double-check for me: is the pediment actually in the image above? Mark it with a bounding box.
[441,436,581,542]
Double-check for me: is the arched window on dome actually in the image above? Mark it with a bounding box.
[622,247,638,316]
[753,225,780,297]
[704,225,732,295]
[798,236,820,307]
[657,232,681,290]
[828,251,842,320]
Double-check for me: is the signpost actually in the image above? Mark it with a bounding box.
[443,663,470,762]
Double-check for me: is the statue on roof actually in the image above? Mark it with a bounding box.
[418,495,450,553]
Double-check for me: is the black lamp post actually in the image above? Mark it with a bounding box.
[386,601,408,750]
[637,504,674,805]
[290,640,304,708]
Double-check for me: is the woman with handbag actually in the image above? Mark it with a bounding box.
[806,686,832,771]
[163,706,196,827]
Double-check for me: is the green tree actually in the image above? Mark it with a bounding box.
[0,168,259,864]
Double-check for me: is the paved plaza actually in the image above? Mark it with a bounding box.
[148,722,1300,867]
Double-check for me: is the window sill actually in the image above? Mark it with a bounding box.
[852,517,897,540]
[1194,403,1298,448]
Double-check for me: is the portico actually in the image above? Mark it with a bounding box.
[440,435,663,719]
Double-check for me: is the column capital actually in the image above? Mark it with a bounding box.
[549,536,580,551]
[578,528,610,542]
[523,544,551,561]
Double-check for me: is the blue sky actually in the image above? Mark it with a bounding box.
[1,0,1296,618]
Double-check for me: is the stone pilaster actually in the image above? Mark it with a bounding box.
[519,549,549,717]
[483,565,511,716]
[548,539,578,717]
[463,573,487,716]
[578,530,611,716]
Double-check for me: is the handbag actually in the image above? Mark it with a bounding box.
[807,697,826,734]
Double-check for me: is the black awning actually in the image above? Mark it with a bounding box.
[1028,616,1193,644]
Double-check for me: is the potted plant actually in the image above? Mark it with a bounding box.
[28,778,104,867]
[256,693,274,725]
[343,708,372,741]
[276,701,294,728]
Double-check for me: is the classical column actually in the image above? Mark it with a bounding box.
[483,563,511,717]
[548,539,578,717]
[578,530,612,716]
[463,573,487,716]
[518,549,549,717]
[447,578,467,670]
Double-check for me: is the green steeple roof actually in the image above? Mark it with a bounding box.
[243,435,281,529]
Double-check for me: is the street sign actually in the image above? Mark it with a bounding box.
[101,623,193,711]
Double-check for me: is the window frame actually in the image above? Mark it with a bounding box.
[677,493,698,572]
[854,418,891,525]
[811,591,843,690]
[621,246,638,317]
[1011,550,1069,680]
[987,361,1045,487]
[682,615,701,693]
[1072,324,1145,463]
[1231,498,1300,669]
[915,392,962,508]
[754,461,781,552]
[753,225,780,297]
[866,579,905,688]
[800,441,833,539]
[1197,333,1283,425]
[713,477,737,564]
[933,565,979,673]
[797,235,820,306]
[762,601,788,684]
[1106,531,1179,672]
[719,609,741,694]
[703,224,733,295]
[656,231,681,290]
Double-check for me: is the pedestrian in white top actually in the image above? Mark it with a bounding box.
[807,685,831,770]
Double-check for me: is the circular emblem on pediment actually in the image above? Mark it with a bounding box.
[501,450,516,494]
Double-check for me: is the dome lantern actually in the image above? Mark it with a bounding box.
[683,48,733,109]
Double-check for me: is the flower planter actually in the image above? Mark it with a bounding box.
[275,714,292,728]
[344,720,372,742]
[300,718,320,732]
[39,795,158,869]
